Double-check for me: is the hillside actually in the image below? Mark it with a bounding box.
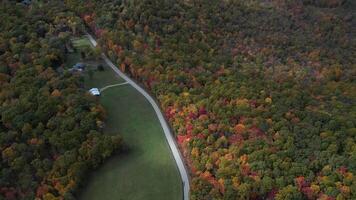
[64,0,356,199]
[0,2,122,199]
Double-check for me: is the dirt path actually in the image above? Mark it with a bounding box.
[100,82,129,92]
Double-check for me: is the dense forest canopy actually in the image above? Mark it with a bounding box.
[0,2,122,199]
[64,0,355,199]
[0,0,354,200]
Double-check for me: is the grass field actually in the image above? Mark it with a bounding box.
[64,37,92,67]
[68,37,182,200]
[72,37,92,48]
[82,61,125,89]
[65,37,125,89]
[80,86,182,200]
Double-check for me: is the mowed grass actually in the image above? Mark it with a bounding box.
[79,86,182,200]
[68,36,182,200]
[65,37,92,68]
[72,37,92,48]
[64,36,125,88]
[82,61,125,89]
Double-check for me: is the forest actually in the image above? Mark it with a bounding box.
[0,1,122,199]
[0,0,355,200]
[63,0,355,199]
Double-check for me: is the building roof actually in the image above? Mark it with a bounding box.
[73,63,85,69]
[89,88,100,96]
[22,0,31,5]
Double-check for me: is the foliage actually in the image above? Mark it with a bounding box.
[65,0,355,199]
[0,2,122,199]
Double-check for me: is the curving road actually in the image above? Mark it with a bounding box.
[86,33,190,200]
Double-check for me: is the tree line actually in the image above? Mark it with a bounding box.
[0,2,122,199]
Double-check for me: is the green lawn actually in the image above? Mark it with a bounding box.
[65,51,81,68]
[72,37,92,48]
[64,37,125,88]
[65,37,92,68]
[82,61,125,89]
[69,37,182,200]
[79,86,182,200]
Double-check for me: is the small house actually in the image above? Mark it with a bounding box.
[21,0,31,6]
[72,63,85,72]
[89,88,100,96]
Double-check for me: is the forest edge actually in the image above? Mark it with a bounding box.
[85,32,190,200]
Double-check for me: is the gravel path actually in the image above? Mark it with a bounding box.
[100,82,129,92]
[86,33,190,200]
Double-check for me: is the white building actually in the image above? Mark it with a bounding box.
[89,88,100,96]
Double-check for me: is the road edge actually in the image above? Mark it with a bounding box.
[85,33,190,200]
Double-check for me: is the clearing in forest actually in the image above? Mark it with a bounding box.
[67,37,182,200]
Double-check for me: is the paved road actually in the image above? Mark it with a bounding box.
[86,33,190,200]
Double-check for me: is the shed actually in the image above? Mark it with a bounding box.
[73,63,85,71]
[22,0,31,6]
[89,88,100,96]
